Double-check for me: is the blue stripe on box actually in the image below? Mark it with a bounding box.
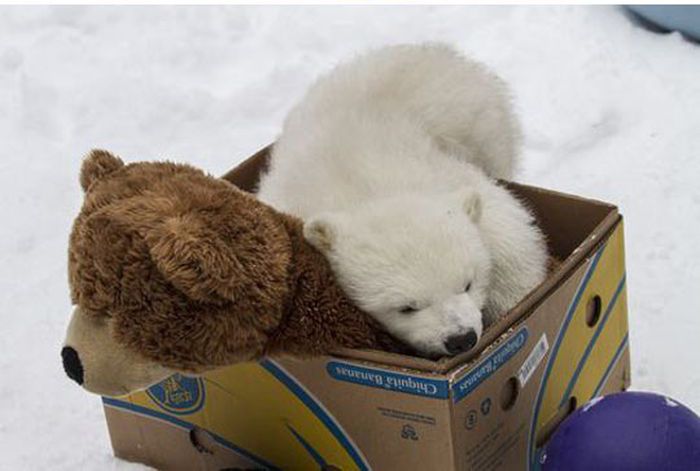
[557,274,627,407]
[593,332,630,398]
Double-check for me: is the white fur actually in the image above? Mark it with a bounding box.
[258,43,547,356]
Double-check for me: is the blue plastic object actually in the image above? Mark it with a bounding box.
[542,391,700,471]
[628,6,700,40]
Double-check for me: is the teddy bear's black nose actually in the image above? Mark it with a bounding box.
[62,346,84,385]
[444,329,478,355]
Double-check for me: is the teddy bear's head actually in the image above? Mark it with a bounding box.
[62,150,292,396]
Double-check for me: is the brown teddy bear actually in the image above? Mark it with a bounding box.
[62,150,406,397]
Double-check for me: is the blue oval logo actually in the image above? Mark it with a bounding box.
[146,373,205,415]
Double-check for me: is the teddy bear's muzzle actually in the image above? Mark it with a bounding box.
[62,307,175,397]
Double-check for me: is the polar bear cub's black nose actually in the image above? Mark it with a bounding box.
[62,346,84,385]
[445,330,478,355]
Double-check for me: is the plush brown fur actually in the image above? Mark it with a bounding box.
[69,150,407,374]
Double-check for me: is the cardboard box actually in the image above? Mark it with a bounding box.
[102,147,630,470]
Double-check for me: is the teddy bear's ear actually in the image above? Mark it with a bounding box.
[304,216,341,253]
[147,214,246,302]
[80,149,124,192]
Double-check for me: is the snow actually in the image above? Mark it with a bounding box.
[1,5,698,470]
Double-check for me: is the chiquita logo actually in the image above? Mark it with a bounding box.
[146,373,205,415]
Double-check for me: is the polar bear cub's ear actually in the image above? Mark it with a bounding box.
[304,214,342,253]
[458,187,483,223]
[80,149,124,192]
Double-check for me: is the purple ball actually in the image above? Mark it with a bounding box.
[542,392,700,471]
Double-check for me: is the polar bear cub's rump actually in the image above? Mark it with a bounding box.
[258,43,546,357]
[258,42,521,213]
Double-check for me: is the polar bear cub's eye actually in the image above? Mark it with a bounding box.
[399,305,418,315]
[465,282,472,293]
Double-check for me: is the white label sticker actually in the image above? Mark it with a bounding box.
[517,333,549,387]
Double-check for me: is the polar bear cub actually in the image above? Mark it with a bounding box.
[257,43,548,357]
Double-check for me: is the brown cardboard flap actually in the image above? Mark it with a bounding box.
[221,146,620,374]
[222,146,271,193]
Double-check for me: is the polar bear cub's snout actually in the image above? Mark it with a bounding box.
[390,289,484,357]
[305,188,491,357]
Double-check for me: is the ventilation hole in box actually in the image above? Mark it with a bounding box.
[535,396,578,448]
[189,426,215,454]
[500,377,520,411]
[586,295,602,327]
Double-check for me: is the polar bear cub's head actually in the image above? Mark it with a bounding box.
[304,188,491,358]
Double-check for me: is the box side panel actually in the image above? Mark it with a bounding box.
[448,221,630,471]
[448,271,583,471]
[527,220,629,466]
[542,220,629,402]
[104,357,456,470]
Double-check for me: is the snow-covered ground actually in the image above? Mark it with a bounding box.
[1,5,698,470]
